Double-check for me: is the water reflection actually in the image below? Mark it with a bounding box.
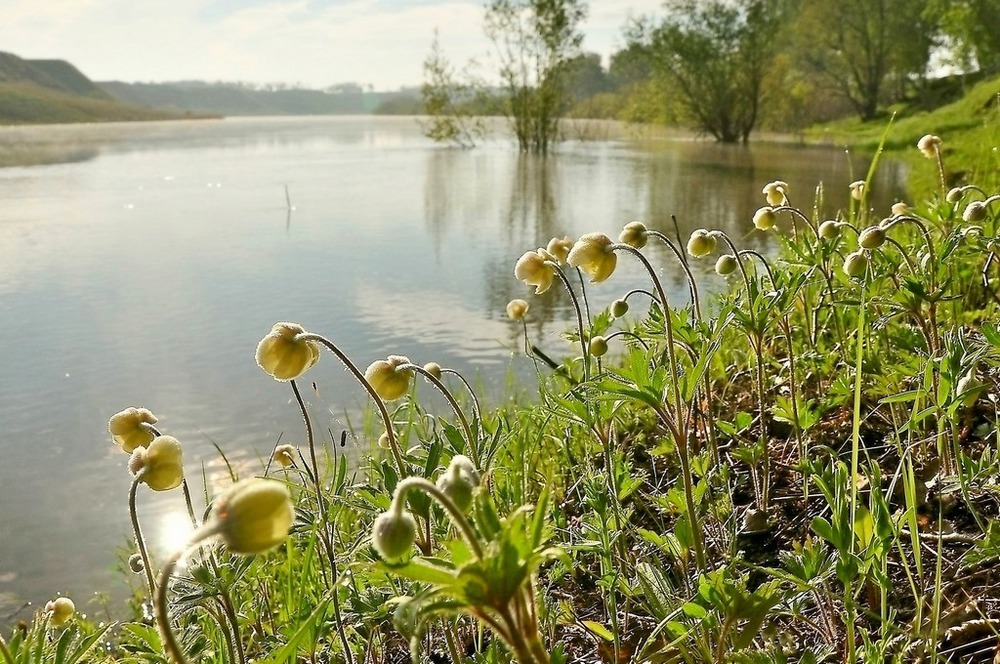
[0,117,905,623]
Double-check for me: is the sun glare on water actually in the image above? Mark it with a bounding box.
[157,509,196,555]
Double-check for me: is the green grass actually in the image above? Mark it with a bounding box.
[0,82,186,125]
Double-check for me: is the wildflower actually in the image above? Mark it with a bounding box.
[255,322,320,382]
[618,221,649,249]
[917,134,941,159]
[818,220,841,239]
[423,362,443,379]
[436,454,480,513]
[753,207,776,231]
[963,201,987,222]
[129,435,184,491]
[715,254,738,275]
[45,597,75,627]
[762,180,788,206]
[546,236,573,264]
[567,233,618,283]
[506,298,529,320]
[209,478,294,554]
[858,226,886,249]
[109,407,158,454]
[610,299,629,317]
[891,202,910,216]
[514,249,556,294]
[946,187,964,203]
[377,432,391,449]
[272,444,297,469]
[371,508,417,561]
[364,355,414,401]
[843,250,868,278]
[849,180,865,201]
[589,336,609,357]
[686,229,716,258]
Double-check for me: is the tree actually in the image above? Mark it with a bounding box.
[421,31,487,148]
[484,0,587,154]
[926,0,1000,74]
[643,0,783,143]
[792,0,934,121]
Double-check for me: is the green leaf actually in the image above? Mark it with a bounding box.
[581,620,615,642]
[376,558,457,585]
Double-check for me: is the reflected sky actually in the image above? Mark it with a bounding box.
[0,116,905,620]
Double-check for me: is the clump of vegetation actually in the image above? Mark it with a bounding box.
[5,134,1000,663]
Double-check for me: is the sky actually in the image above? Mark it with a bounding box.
[2,0,666,91]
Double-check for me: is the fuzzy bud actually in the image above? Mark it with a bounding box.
[45,598,75,627]
[255,322,320,382]
[371,509,417,561]
[506,298,529,320]
[753,207,777,231]
[589,336,609,357]
[917,134,941,159]
[818,220,841,239]
[610,299,629,318]
[423,362,443,380]
[963,202,988,222]
[209,479,294,554]
[946,187,964,203]
[715,254,738,275]
[891,202,910,216]
[686,229,716,258]
[843,250,868,278]
[272,444,297,469]
[109,407,158,454]
[858,226,886,249]
[364,355,414,401]
[618,221,649,249]
[436,455,481,513]
[849,180,865,201]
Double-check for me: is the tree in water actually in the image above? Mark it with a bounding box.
[421,31,488,149]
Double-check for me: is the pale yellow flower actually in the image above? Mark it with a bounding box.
[917,134,941,159]
[849,180,865,201]
[753,207,776,231]
[568,233,618,283]
[45,597,75,627]
[272,444,297,468]
[762,180,788,206]
[255,322,320,382]
[514,249,556,294]
[546,236,574,264]
[109,407,158,454]
[129,435,184,491]
[618,221,648,249]
[364,355,414,401]
[506,299,529,320]
[891,202,910,216]
[686,229,716,258]
[210,479,294,554]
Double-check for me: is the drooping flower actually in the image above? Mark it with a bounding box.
[843,250,868,278]
[610,299,629,318]
[686,229,716,258]
[45,597,75,627]
[371,509,417,561]
[109,407,158,454]
[423,362,443,379]
[963,201,987,222]
[514,249,557,294]
[255,322,320,382]
[364,355,414,401]
[618,221,649,249]
[849,180,865,201]
[715,254,738,275]
[272,444,297,469]
[209,479,294,554]
[891,202,911,216]
[917,134,941,159]
[567,233,618,283]
[858,226,886,249]
[506,299,529,320]
[753,207,776,231]
[589,336,609,357]
[546,236,574,264]
[436,454,481,513]
[946,187,964,203]
[818,220,841,239]
[129,435,184,491]
[762,180,789,206]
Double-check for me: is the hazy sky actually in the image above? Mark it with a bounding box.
[2,0,665,91]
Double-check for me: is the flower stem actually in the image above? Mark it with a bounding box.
[129,472,156,599]
[402,364,480,470]
[393,477,484,559]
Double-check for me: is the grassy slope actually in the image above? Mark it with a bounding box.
[0,81,182,124]
[810,74,1000,197]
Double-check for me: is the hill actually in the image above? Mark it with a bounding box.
[99,81,416,117]
[0,51,183,125]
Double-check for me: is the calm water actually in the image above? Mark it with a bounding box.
[0,116,905,620]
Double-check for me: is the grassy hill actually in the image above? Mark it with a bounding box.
[811,74,1000,196]
[0,51,182,125]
